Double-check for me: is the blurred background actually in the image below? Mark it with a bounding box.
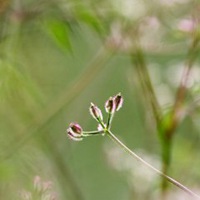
[0,0,200,199]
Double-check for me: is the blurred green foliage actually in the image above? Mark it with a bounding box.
[0,0,200,199]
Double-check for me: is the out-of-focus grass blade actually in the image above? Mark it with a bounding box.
[76,9,104,35]
[43,19,72,52]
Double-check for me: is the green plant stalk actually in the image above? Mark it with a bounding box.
[168,36,199,139]
[132,40,199,197]
[160,33,200,196]
[106,112,114,129]
[131,50,170,196]
[160,135,172,193]
[83,130,104,136]
[106,129,200,199]
[131,50,162,125]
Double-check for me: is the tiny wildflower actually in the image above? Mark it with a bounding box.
[67,122,83,141]
[114,93,123,111]
[105,97,116,114]
[89,103,103,121]
[105,93,124,113]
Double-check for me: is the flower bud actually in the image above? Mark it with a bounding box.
[67,122,83,141]
[105,97,116,114]
[89,103,103,121]
[114,93,123,111]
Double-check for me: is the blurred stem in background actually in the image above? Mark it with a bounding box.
[131,47,162,125]
[131,23,200,199]
[160,29,200,197]
[131,41,166,196]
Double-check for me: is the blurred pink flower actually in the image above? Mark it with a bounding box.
[178,19,196,32]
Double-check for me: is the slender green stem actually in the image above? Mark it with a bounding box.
[98,118,106,130]
[106,130,200,199]
[83,130,104,136]
[106,112,114,130]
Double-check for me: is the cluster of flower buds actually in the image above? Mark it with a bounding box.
[67,93,123,141]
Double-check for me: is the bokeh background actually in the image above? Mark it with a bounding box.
[1,0,200,199]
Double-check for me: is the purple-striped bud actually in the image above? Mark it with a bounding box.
[113,93,123,111]
[89,103,103,121]
[105,97,116,114]
[67,122,83,141]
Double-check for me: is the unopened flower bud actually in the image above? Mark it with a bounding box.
[114,93,123,111]
[67,122,83,141]
[89,103,103,121]
[105,97,116,114]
